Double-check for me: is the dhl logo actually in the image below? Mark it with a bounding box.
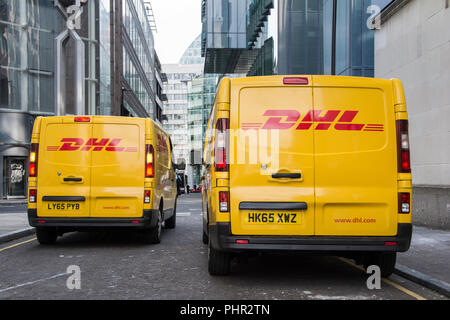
[46,138,137,152]
[242,110,384,132]
[156,133,168,153]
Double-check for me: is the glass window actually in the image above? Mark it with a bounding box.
[0,0,65,112]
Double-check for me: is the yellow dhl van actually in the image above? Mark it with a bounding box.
[28,116,178,244]
[202,75,412,276]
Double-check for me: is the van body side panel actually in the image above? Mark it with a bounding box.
[37,118,92,217]
[153,125,168,210]
[229,77,315,236]
[312,77,398,236]
[165,134,177,213]
[89,117,145,218]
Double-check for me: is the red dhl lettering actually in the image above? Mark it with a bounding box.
[46,138,137,152]
[156,133,168,153]
[242,110,384,132]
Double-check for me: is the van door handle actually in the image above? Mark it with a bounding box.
[63,177,83,182]
[272,173,302,179]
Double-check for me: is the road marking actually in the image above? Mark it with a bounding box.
[382,277,426,300]
[0,237,36,253]
[338,258,426,300]
[177,212,191,217]
[0,272,69,294]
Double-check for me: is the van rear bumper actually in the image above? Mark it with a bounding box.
[28,209,159,229]
[209,223,412,253]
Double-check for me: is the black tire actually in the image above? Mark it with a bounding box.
[203,206,209,244]
[364,252,397,278]
[36,227,57,245]
[142,209,162,244]
[208,241,231,276]
[165,198,177,229]
[202,231,209,245]
[202,214,209,244]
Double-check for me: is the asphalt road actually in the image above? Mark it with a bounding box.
[0,194,446,300]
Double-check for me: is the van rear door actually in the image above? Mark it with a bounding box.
[229,77,315,236]
[89,117,145,218]
[37,117,92,217]
[313,76,398,236]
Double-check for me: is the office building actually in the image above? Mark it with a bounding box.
[162,36,204,182]
[187,73,220,185]
[202,0,374,77]
[0,0,164,199]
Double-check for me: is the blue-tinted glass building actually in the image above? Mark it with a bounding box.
[202,0,376,77]
[0,0,165,199]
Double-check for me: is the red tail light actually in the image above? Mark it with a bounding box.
[396,120,411,173]
[144,190,151,203]
[29,143,39,177]
[219,191,229,212]
[215,118,229,172]
[145,144,155,178]
[398,192,411,214]
[29,163,36,177]
[74,117,91,122]
[29,189,37,203]
[283,77,309,85]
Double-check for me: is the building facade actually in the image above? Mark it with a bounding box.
[162,36,204,184]
[187,73,220,185]
[0,0,164,199]
[202,0,375,77]
[374,0,450,229]
[164,35,243,186]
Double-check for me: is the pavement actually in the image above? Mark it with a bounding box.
[0,202,35,243]
[0,198,449,298]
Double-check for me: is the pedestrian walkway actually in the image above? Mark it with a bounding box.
[0,211,31,238]
[0,199,27,207]
[397,225,450,285]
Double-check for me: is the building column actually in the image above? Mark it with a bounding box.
[19,0,28,111]
[87,0,97,115]
[55,29,85,116]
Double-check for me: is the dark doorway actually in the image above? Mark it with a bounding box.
[4,157,27,199]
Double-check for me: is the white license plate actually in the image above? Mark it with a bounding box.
[47,202,81,211]
[245,212,299,225]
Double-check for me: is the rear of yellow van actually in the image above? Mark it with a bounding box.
[203,76,412,276]
[28,116,177,244]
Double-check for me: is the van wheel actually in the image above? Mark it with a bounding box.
[202,231,209,245]
[36,227,57,245]
[364,252,397,278]
[142,210,162,244]
[208,241,231,276]
[203,207,209,244]
[165,199,177,229]
[202,217,208,244]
